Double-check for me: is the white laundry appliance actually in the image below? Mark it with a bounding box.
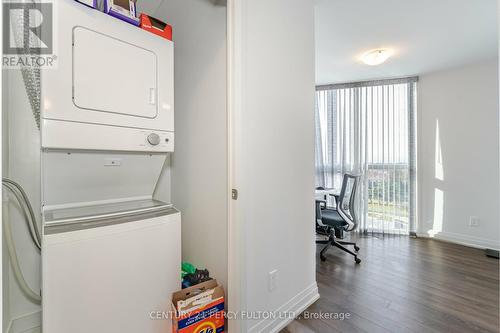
[42,0,174,152]
[40,1,180,333]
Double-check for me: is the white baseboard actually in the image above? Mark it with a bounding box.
[7,311,41,333]
[248,282,320,333]
[416,231,500,251]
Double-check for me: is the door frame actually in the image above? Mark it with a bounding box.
[226,0,245,331]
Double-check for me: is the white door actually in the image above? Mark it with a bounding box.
[73,27,158,118]
[227,0,317,331]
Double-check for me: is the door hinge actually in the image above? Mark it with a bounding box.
[231,189,238,200]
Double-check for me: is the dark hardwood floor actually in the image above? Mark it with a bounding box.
[282,235,499,333]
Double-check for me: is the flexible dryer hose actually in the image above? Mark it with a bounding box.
[2,178,42,304]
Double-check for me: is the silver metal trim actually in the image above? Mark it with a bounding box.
[45,203,172,225]
[44,206,179,235]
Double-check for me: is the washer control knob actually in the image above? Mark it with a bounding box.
[147,133,161,146]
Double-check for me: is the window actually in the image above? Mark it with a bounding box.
[315,78,417,234]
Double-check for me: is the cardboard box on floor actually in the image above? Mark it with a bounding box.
[171,280,225,333]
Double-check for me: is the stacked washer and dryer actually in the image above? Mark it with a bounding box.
[40,1,180,332]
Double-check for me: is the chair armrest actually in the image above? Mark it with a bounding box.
[315,199,327,209]
[327,194,339,207]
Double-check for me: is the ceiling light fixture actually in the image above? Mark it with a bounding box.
[361,49,392,66]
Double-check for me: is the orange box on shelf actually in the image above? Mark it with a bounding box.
[171,280,225,333]
[140,13,173,41]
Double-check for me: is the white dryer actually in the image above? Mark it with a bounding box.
[41,0,174,152]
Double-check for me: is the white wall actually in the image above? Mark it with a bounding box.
[418,59,500,250]
[230,0,318,331]
[152,0,228,291]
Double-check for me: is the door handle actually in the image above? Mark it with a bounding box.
[149,88,156,105]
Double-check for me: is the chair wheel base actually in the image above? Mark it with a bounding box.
[354,246,360,252]
[355,257,361,264]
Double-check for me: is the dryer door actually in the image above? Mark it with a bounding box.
[41,0,175,151]
[73,27,158,118]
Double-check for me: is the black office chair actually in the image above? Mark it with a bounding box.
[316,174,361,264]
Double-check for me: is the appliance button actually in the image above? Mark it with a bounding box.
[147,133,161,146]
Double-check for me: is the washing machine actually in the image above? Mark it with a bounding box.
[42,200,181,333]
[40,2,180,332]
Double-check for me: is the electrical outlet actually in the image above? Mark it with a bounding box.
[469,216,480,227]
[268,270,278,292]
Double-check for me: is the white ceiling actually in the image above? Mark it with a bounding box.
[315,0,499,85]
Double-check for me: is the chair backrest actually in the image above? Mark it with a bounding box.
[337,174,359,231]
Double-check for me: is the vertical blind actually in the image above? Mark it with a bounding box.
[315,77,417,235]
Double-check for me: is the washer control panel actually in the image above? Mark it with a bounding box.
[142,131,173,150]
[42,120,175,152]
[147,133,161,146]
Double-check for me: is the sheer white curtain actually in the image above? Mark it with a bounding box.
[315,78,417,234]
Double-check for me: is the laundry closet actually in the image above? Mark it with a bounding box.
[2,1,228,332]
